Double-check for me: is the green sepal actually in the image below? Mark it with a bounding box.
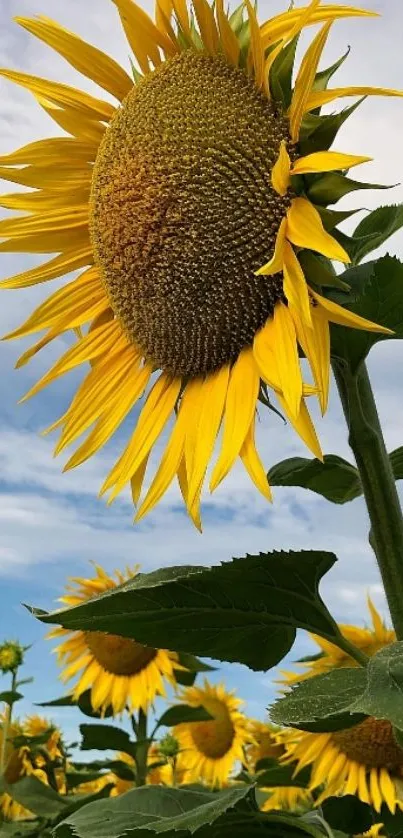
[315,205,362,232]
[268,455,362,505]
[311,47,350,96]
[298,98,365,154]
[298,250,351,291]
[270,668,368,732]
[128,57,143,85]
[269,36,298,108]
[306,171,394,206]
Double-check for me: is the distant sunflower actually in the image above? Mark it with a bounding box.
[246,719,311,811]
[280,600,403,815]
[24,714,63,762]
[0,716,48,821]
[174,680,250,787]
[1,0,400,527]
[49,564,179,715]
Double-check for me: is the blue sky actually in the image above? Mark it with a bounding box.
[1,0,403,749]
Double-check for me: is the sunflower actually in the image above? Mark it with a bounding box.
[48,563,179,715]
[0,716,48,821]
[246,719,312,811]
[23,714,63,762]
[280,600,403,815]
[174,680,250,787]
[1,0,400,529]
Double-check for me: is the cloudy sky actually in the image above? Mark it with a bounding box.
[0,0,403,747]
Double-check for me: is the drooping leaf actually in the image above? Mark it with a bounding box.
[307,172,393,206]
[79,724,138,758]
[173,652,215,686]
[350,642,403,729]
[53,784,115,825]
[329,256,403,372]
[156,705,213,728]
[268,455,361,504]
[53,784,253,838]
[349,204,403,264]
[3,776,67,818]
[0,690,23,704]
[255,760,311,789]
[29,552,342,673]
[38,689,114,718]
[69,759,135,783]
[320,796,374,836]
[270,668,367,732]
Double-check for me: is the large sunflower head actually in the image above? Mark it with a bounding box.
[246,719,312,811]
[173,679,250,787]
[1,0,401,528]
[280,600,403,816]
[49,563,179,716]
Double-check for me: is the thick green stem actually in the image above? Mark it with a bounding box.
[333,631,369,667]
[134,708,149,787]
[0,670,17,775]
[333,359,403,639]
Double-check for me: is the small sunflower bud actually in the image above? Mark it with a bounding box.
[0,640,24,673]
[158,733,180,759]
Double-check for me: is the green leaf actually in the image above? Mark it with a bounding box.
[320,796,374,836]
[380,805,403,836]
[53,784,115,825]
[256,760,311,789]
[307,172,393,206]
[80,724,137,758]
[316,206,361,232]
[30,552,342,673]
[349,642,403,728]
[70,759,135,782]
[349,204,403,264]
[299,98,364,154]
[156,705,213,727]
[11,729,55,749]
[3,776,67,818]
[0,690,23,704]
[38,690,114,718]
[329,256,403,372]
[268,455,361,504]
[53,784,253,838]
[270,668,367,732]
[173,653,215,687]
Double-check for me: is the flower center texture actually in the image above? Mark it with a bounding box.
[85,631,157,676]
[333,718,403,770]
[91,51,291,378]
[190,696,235,759]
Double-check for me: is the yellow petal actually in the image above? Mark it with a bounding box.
[0,206,89,238]
[113,0,176,73]
[0,227,90,255]
[215,0,240,66]
[0,188,89,212]
[36,97,107,144]
[135,379,200,521]
[255,217,287,275]
[370,768,383,814]
[263,0,321,94]
[193,0,219,56]
[290,301,330,415]
[260,6,377,51]
[287,198,350,263]
[358,764,370,805]
[103,373,181,501]
[210,348,259,491]
[0,246,92,289]
[156,0,192,40]
[268,302,303,419]
[0,137,97,166]
[245,0,264,89]
[187,364,230,510]
[277,393,323,461]
[282,241,312,328]
[20,320,121,402]
[367,596,385,638]
[379,767,396,814]
[289,20,333,142]
[131,455,150,505]
[344,760,360,796]
[15,329,60,369]
[0,163,92,191]
[0,69,114,121]
[271,141,291,197]
[239,419,272,502]
[291,151,372,175]
[16,15,133,101]
[311,289,393,334]
[304,85,403,113]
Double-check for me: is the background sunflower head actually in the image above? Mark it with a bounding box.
[1,0,400,527]
[49,563,179,715]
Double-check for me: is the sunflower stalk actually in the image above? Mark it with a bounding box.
[133,708,149,787]
[333,359,403,640]
[0,668,18,775]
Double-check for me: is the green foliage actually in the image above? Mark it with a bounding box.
[268,455,362,504]
[320,797,374,836]
[380,805,403,836]
[68,759,135,783]
[330,256,403,372]
[298,251,351,291]
[173,653,215,687]
[53,785,326,838]
[347,204,403,265]
[0,690,23,704]
[79,724,139,759]
[156,705,213,727]
[2,776,67,818]
[269,36,298,108]
[270,668,367,732]
[38,690,114,718]
[299,99,364,154]
[349,642,403,728]
[30,551,343,672]
[307,172,392,206]
[255,759,311,789]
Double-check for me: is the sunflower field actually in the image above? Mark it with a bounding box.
[1,0,403,835]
